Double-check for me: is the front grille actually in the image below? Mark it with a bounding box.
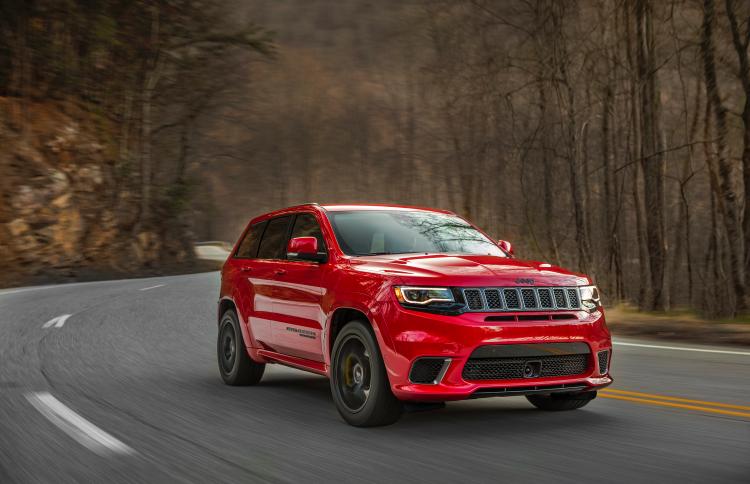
[538,288,554,308]
[485,289,502,309]
[598,350,609,374]
[461,286,582,312]
[409,358,448,384]
[503,289,521,308]
[521,289,537,307]
[567,289,580,308]
[553,288,567,307]
[464,289,483,310]
[463,354,589,381]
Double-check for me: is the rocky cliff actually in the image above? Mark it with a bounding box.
[0,98,193,287]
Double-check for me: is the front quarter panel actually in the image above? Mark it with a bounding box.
[322,263,401,368]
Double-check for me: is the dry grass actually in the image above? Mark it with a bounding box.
[605,303,750,346]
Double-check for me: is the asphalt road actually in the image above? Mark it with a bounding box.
[1,272,748,483]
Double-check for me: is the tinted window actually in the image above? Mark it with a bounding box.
[290,213,326,254]
[235,221,266,258]
[327,210,505,257]
[257,216,292,260]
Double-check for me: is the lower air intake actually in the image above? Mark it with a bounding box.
[462,343,591,381]
[598,350,610,374]
[463,354,589,381]
[409,358,448,384]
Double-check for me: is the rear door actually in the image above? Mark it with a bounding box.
[270,212,328,362]
[226,220,269,347]
[247,215,293,348]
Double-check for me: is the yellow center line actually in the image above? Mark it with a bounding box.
[600,389,750,411]
[598,394,750,418]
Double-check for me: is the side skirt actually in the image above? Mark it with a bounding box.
[256,349,328,377]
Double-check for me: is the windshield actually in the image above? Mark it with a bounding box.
[326,210,506,257]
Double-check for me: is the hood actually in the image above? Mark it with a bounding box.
[348,253,590,287]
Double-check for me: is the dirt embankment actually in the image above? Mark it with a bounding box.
[0,98,197,288]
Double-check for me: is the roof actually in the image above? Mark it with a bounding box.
[319,204,454,214]
[246,203,456,226]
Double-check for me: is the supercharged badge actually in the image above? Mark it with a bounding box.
[286,327,316,339]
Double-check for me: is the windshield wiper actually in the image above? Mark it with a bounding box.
[357,252,398,256]
[356,251,422,256]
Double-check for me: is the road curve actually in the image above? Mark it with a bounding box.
[0,272,748,483]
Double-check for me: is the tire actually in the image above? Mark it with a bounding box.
[330,320,403,427]
[526,391,596,411]
[218,309,265,386]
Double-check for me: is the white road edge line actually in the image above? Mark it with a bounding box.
[139,284,165,291]
[42,314,72,329]
[0,279,131,297]
[0,288,43,296]
[25,392,135,456]
[613,340,750,356]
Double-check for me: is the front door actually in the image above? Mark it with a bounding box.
[270,212,328,362]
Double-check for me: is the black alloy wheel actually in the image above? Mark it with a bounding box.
[330,320,402,426]
[217,309,265,386]
[335,336,372,412]
[219,321,237,374]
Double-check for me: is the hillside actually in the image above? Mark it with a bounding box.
[0,98,196,286]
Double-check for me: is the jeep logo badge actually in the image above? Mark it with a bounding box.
[515,278,534,285]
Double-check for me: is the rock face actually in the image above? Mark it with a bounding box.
[0,98,168,287]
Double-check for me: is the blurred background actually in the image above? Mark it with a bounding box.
[4,0,750,323]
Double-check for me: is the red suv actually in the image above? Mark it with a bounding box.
[218,204,612,426]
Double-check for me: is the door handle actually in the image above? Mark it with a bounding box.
[275,269,287,276]
[240,267,252,272]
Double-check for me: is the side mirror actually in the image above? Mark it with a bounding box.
[498,239,514,256]
[287,236,326,262]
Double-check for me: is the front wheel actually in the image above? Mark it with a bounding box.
[526,391,596,411]
[330,321,402,427]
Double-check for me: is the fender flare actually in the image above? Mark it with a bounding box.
[217,295,260,356]
[324,299,394,367]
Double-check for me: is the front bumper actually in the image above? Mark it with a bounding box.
[372,302,613,401]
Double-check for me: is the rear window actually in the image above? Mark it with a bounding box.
[234,221,266,259]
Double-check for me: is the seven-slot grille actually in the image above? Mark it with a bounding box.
[461,287,582,311]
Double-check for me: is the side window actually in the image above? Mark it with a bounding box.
[289,213,326,254]
[234,221,266,259]
[257,216,292,260]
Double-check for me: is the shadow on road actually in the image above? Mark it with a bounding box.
[194,370,620,434]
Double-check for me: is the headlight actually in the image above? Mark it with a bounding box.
[394,287,455,305]
[579,285,601,312]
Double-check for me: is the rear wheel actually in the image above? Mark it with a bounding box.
[218,309,265,386]
[526,391,596,411]
[330,321,402,427]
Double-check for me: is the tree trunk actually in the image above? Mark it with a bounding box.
[701,0,746,313]
[725,0,750,284]
[138,5,163,234]
[624,0,650,308]
[550,2,591,274]
[538,82,560,265]
[635,0,667,310]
